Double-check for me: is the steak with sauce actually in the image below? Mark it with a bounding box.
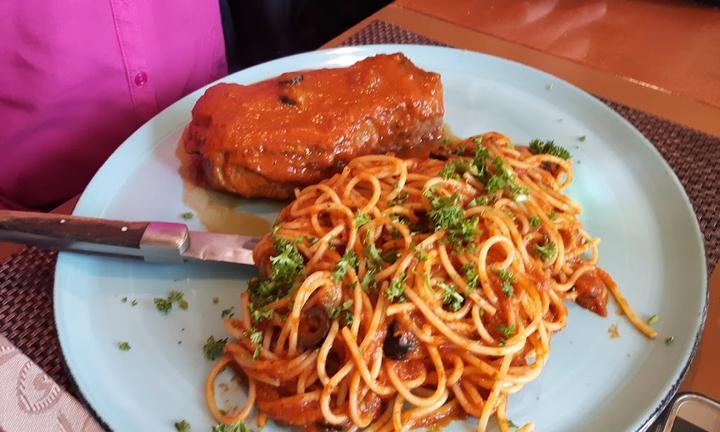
[184,53,444,199]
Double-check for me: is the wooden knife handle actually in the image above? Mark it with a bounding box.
[0,210,149,248]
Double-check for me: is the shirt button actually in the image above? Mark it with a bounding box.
[134,72,148,87]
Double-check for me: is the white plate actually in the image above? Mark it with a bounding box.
[54,45,707,432]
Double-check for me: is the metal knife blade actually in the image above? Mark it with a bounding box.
[182,231,259,265]
[0,209,260,266]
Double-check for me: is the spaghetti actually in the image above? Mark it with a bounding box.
[207,132,656,432]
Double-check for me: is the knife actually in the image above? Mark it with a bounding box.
[0,210,259,265]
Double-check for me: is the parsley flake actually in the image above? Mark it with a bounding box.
[665,336,675,346]
[462,264,479,290]
[529,139,571,160]
[203,336,227,360]
[533,241,557,262]
[386,274,407,302]
[647,314,659,326]
[180,212,194,220]
[333,250,358,282]
[529,216,541,229]
[497,269,515,297]
[329,300,354,327]
[174,420,191,432]
[117,342,131,351]
[497,324,515,339]
[438,281,464,311]
[354,213,372,228]
[154,297,172,314]
[212,422,255,432]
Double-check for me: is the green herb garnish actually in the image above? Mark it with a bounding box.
[386,274,407,302]
[533,241,557,262]
[497,324,515,339]
[221,307,234,319]
[529,139,571,160]
[329,300,354,327]
[180,212,194,220]
[174,420,191,432]
[354,213,372,228]
[665,336,675,346]
[117,342,131,351]
[529,216,541,229]
[203,336,227,360]
[212,422,255,432]
[249,302,273,324]
[647,314,659,326]
[244,327,263,359]
[334,250,358,282]
[438,281,464,311]
[462,263,479,290]
[154,298,172,314]
[497,269,515,297]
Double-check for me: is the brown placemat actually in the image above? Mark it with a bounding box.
[1,18,718,426]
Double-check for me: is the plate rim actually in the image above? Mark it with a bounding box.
[53,43,709,432]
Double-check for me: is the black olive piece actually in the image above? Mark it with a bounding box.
[279,94,297,106]
[383,319,415,360]
[298,305,330,349]
[278,75,304,86]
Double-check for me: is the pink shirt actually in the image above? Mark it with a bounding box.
[0,0,227,210]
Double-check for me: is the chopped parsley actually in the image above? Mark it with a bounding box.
[154,290,188,314]
[174,420,191,432]
[154,298,172,314]
[665,336,675,346]
[354,213,372,228]
[462,263,479,290]
[388,191,409,205]
[497,324,515,339]
[528,139,571,160]
[121,297,128,303]
[468,196,489,207]
[439,281,464,311]
[203,336,227,360]
[364,242,384,271]
[248,237,305,308]
[439,159,472,180]
[244,327,263,359]
[360,269,378,293]
[529,215,541,229]
[386,274,407,302]
[249,302,273,324]
[647,314,659,326]
[497,269,515,297]
[180,212,194,220]
[333,250,358,282]
[131,299,138,306]
[117,342,131,351]
[507,419,519,429]
[212,422,255,432]
[221,307,234,319]
[329,299,354,327]
[411,244,428,261]
[485,157,527,199]
[425,192,478,248]
[577,135,587,142]
[212,297,219,304]
[533,241,557,262]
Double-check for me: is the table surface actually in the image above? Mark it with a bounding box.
[1,0,718,416]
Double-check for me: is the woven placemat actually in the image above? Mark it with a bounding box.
[0,19,718,424]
